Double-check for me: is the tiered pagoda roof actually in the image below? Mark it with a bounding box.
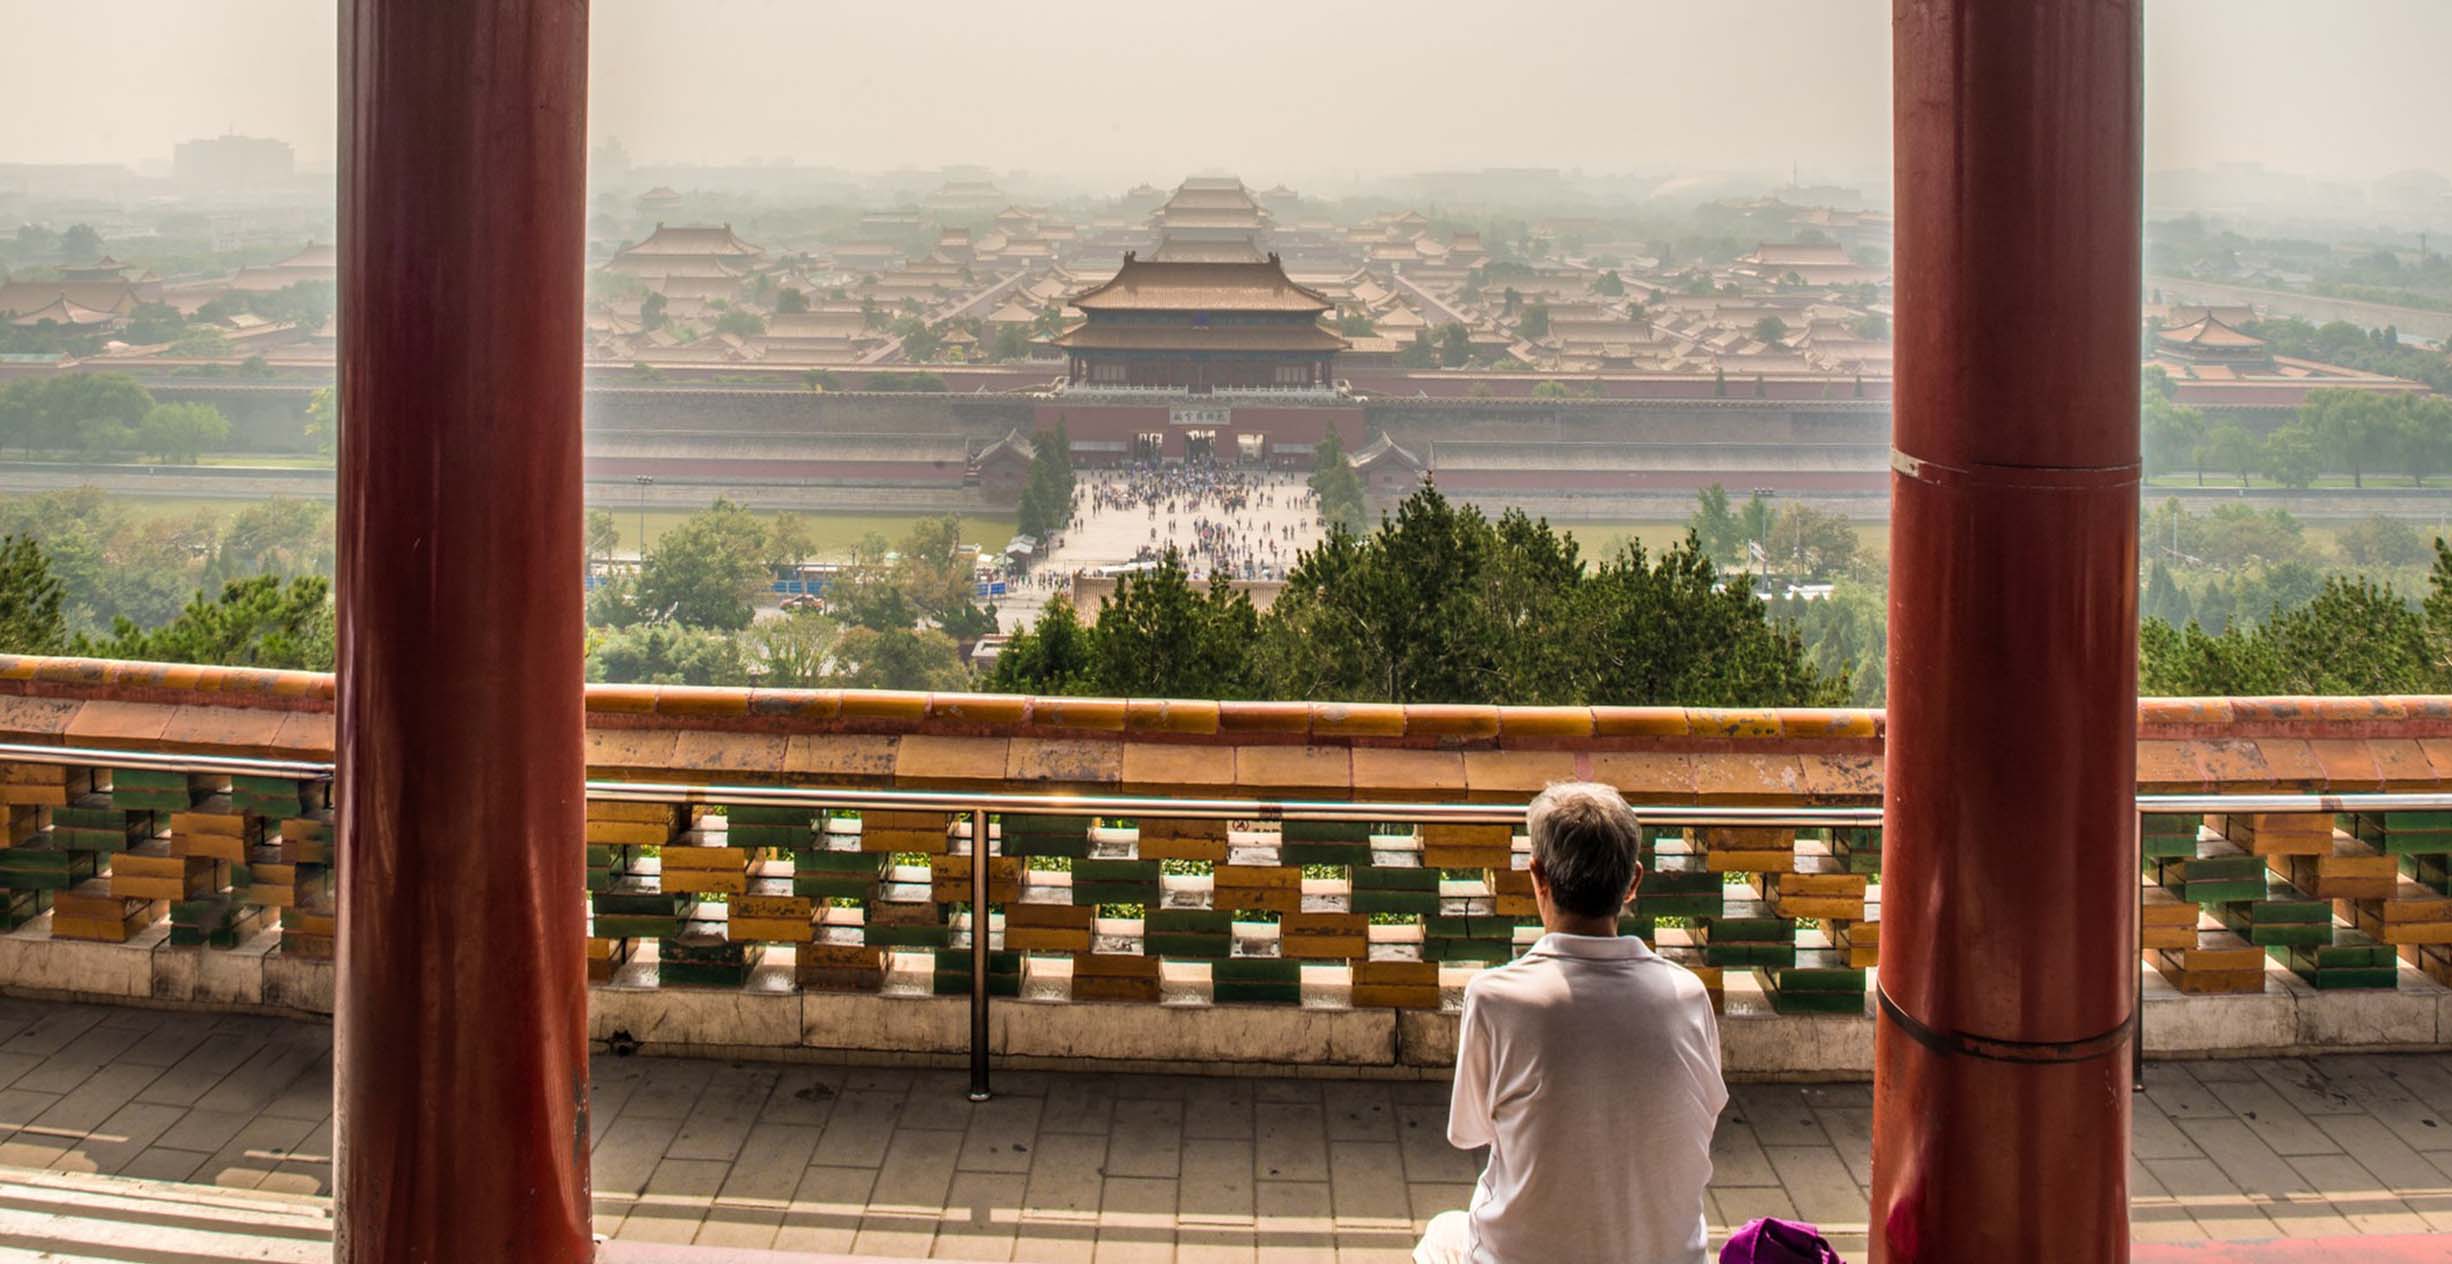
[1064,252,1332,314]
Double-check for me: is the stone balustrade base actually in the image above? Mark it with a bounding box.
[2,918,2443,1081]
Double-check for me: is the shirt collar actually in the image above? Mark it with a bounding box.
[1527,932,1655,961]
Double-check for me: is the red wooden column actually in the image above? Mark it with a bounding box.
[335,1,591,1259]
[1874,1,2142,1260]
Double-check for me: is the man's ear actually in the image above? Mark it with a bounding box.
[1528,856,1549,891]
[1623,863,1644,906]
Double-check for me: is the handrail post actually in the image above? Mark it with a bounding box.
[969,806,992,1102]
[2135,808,2147,1093]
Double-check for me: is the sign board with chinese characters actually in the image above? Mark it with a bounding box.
[1169,405,1231,427]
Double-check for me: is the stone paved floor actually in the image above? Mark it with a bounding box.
[0,998,2446,1260]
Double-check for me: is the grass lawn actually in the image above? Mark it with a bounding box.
[10,491,1018,562]
[599,507,1019,557]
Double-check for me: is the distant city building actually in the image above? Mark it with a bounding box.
[174,135,295,191]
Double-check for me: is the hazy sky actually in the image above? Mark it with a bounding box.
[2,1,2446,187]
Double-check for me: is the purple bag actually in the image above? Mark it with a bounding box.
[1720,1217,1845,1264]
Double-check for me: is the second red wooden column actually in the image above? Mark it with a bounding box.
[1875,0,2143,1258]
[334,0,592,1258]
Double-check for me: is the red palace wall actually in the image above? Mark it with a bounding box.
[582,454,970,487]
[1030,402,1369,465]
[1432,468,1888,495]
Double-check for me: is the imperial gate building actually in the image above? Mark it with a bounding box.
[1050,252,1347,393]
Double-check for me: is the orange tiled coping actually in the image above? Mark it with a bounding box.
[4,653,2452,800]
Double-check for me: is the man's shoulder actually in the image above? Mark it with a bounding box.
[1463,947,1715,1011]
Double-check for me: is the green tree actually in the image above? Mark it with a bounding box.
[168,328,231,359]
[897,319,946,362]
[76,575,336,671]
[2142,394,2208,482]
[2397,396,2452,486]
[303,386,336,455]
[124,303,186,345]
[0,373,153,455]
[1593,271,1625,297]
[1687,484,1741,560]
[1308,429,1369,535]
[584,509,620,569]
[892,514,993,639]
[1578,534,1844,706]
[2141,561,2192,628]
[775,287,809,314]
[1015,428,1077,543]
[1737,493,1776,559]
[986,593,1093,694]
[1083,551,1262,698]
[2142,576,2435,696]
[827,532,916,633]
[1768,579,1887,705]
[636,498,771,630]
[207,499,333,586]
[2261,422,2322,490]
[77,416,134,460]
[2305,389,2398,488]
[136,402,231,464]
[742,610,840,686]
[2203,421,2258,490]
[2336,516,2431,569]
[1395,332,1436,369]
[714,309,766,338]
[60,224,101,258]
[1764,504,1859,578]
[589,623,751,686]
[1253,486,1841,706]
[640,291,668,331]
[1750,315,1790,344]
[831,626,968,690]
[0,535,68,654]
[1337,311,1377,337]
[1520,304,1551,339]
[1436,322,1472,368]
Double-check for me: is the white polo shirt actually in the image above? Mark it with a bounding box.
[1447,933,1729,1264]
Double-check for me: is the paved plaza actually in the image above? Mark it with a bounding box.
[0,999,2443,1258]
[1001,469,1325,633]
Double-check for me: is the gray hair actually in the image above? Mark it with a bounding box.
[1526,782,1644,918]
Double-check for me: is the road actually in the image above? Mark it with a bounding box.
[2150,275,2452,344]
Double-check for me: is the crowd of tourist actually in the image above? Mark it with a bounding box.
[1086,462,1311,581]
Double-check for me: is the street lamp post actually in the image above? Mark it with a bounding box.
[634,474,655,565]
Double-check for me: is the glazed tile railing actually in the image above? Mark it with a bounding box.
[0,655,2448,1074]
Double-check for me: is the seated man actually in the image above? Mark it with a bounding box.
[1416,782,1729,1264]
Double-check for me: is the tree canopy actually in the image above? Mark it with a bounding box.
[991,485,1845,707]
[1308,429,1368,535]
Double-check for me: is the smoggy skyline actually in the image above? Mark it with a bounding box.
[3,1,2447,190]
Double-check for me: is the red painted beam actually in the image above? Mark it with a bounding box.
[335,0,591,1260]
[1874,1,2143,1261]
